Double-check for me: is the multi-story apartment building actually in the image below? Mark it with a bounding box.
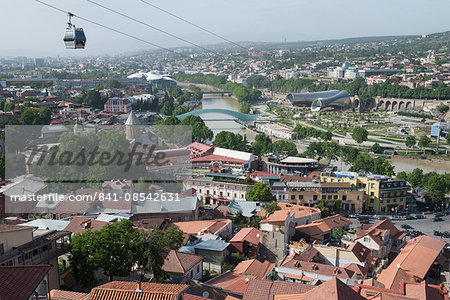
[321,172,409,213]
[185,173,253,205]
[103,98,132,113]
[255,123,298,140]
[286,181,365,213]
[0,225,70,290]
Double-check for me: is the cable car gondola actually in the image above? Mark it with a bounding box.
[63,13,86,49]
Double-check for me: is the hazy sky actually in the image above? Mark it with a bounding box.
[1,0,449,57]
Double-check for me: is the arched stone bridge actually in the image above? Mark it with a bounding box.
[373,98,445,111]
[176,109,262,123]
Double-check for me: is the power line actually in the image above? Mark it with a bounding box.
[34,0,186,56]
[86,0,213,53]
[139,0,247,50]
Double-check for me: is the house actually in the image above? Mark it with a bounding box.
[49,290,89,300]
[88,281,188,300]
[277,252,363,286]
[242,278,314,300]
[233,259,275,280]
[277,276,367,300]
[17,219,70,236]
[174,219,232,239]
[229,227,263,257]
[295,215,352,243]
[63,216,110,234]
[0,265,52,300]
[349,219,407,260]
[376,235,448,290]
[162,250,204,283]
[205,270,257,295]
[312,242,371,269]
[131,195,202,229]
[357,280,449,300]
[179,238,230,273]
[227,200,264,218]
[258,202,321,227]
[0,225,70,290]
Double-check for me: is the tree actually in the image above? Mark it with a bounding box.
[418,135,431,154]
[213,131,248,151]
[240,102,251,114]
[371,143,382,154]
[271,140,298,156]
[446,132,450,146]
[70,220,136,285]
[181,115,213,143]
[349,153,395,176]
[172,105,189,116]
[160,99,175,116]
[352,126,368,144]
[331,227,345,241]
[133,226,183,282]
[83,90,104,109]
[315,199,331,217]
[246,182,276,202]
[436,102,449,114]
[407,168,424,187]
[405,135,416,151]
[251,133,272,156]
[264,202,281,216]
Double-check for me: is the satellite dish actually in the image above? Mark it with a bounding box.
[202,292,210,298]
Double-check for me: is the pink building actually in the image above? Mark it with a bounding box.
[104,98,132,113]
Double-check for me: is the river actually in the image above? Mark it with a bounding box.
[186,83,449,174]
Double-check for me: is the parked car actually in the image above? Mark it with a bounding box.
[401,224,413,229]
[415,214,425,219]
[378,216,388,220]
[405,215,415,220]
[434,212,445,217]
[434,230,442,236]
[433,217,444,222]
[442,231,450,239]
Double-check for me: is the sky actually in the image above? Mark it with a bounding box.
[1,0,450,57]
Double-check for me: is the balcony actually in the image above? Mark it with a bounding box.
[0,231,71,265]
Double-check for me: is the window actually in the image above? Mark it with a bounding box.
[333,195,338,200]
[0,244,3,256]
[291,195,295,200]
[364,237,371,242]
[370,192,374,196]
[322,195,326,200]
[313,195,317,200]
[299,195,303,200]
[197,265,200,273]
[342,195,347,201]
[371,183,375,188]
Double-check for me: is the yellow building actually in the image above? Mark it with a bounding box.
[286,181,365,213]
[321,172,408,213]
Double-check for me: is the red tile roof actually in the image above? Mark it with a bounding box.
[64,216,110,234]
[242,279,314,300]
[89,281,188,300]
[258,202,321,220]
[295,215,351,239]
[280,253,356,279]
[300,277,366,300]
[0,265,51,300]
[206,271,255,294]
[230,228,263,245]
[49,289,90,300]
[174,219,231,236]
[233,259,274,280]
[191,154,247,164]
[376,235,447,290]
[162,250,204,275]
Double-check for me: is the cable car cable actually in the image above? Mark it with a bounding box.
[139,0,247,50]
[35,0,187,56]
[86,0,214,53]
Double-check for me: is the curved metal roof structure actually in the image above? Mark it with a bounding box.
[175,109,261,123]
[286,90,350,112]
